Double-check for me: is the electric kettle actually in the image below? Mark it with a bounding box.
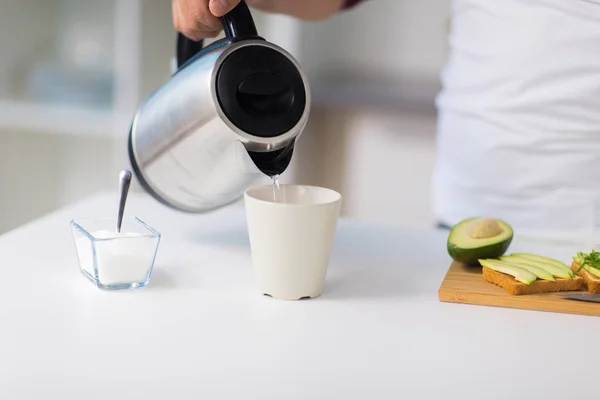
[128,0,311,213]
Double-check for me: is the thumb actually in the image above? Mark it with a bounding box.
[209,0,242,17]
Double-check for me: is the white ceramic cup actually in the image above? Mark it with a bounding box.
[244,184,343,300]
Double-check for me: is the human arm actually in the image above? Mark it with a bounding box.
[173,0,364,41]
[244,0,345,22]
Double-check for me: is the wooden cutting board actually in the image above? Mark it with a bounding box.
[438,261,600,317]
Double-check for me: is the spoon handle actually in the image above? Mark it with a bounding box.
[117,170,132,233]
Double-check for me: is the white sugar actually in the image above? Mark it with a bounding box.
[76,230,155,285]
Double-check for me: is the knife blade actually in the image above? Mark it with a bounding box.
[559,294,600,303]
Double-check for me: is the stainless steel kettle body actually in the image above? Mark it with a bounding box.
[128,1,311,213]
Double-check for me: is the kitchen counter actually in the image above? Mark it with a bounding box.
[1,192,598,399]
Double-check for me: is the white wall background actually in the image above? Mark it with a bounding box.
[0,0,449,234]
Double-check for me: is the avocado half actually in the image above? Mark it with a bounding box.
[447,217,513,265]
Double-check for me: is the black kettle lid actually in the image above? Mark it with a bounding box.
[175,1,308,139]
[215,43,307,138]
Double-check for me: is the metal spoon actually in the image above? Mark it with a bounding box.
[116,170,132,233]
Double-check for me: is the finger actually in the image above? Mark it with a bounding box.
[187,0,223,30]
[172,0,183,31]
[175,0,221,41]
[209,0,242,17]
[172,0,184,33]
[174,0,207,40]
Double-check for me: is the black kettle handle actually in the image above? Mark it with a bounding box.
[176,0,258,68]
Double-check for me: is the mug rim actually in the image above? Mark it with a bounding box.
[244,184,342,207]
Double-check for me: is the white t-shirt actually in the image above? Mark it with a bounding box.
[434,0,600,234]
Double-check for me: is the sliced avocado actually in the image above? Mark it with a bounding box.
[573,253,585,265]
[495,257,555,281]
[572,252,600,278]
[447,217,513,264]
[501,255,572,279]
[479,259,537,285]
[572,254,600,278]
[582,265,600,278]
[510,253,572,272]
[507,253,574,278]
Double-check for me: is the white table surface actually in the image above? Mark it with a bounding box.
[1,192,599,399]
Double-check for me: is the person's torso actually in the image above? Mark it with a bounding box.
[434,0,600,232]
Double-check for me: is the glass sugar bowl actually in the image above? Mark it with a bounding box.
[71,217,161,290]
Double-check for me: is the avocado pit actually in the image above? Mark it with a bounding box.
[467,218,504,239]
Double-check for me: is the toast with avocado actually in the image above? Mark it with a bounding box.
[572,251,600,294]
[446,218,584,295]
[480,256,583,295]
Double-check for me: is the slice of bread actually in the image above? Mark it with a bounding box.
[571,262,600,294]
[482,266,584,295]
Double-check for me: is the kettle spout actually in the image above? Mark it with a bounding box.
[247,140,296,178]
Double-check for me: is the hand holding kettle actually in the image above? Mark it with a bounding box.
[172,0,346,40]
[172,0,241,40]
